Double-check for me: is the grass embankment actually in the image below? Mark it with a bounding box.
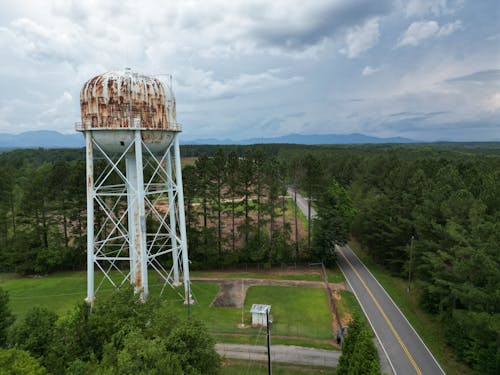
[221,359,336,374]
[191,269,323,282]
[348,240,471,375]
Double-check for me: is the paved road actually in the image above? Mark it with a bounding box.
[287,187,317,219]
[336,245,445,375]
[216,343,339,367]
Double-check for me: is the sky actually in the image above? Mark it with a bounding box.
[0,0,499,142]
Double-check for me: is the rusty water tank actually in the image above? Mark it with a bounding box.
[78,69,180,153]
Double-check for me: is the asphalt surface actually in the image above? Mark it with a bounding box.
[336,245,446,375]
[216,343,340,367]
[287,187,317,219]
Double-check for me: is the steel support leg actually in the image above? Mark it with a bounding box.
[173,134,192,303]
[134,131,149,300]
[166,150,180,285]
[126,155,138,286]
[85,132,95,304]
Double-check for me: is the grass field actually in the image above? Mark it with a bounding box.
[349,240,471,375]
[1,271,336,349]
[244,285,333,340]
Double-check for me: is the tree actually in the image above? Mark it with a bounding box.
[337,314,380,375]
[0,287,14,347]
[313,180,355,266]
[8,307,58,359]
[226,151,240,253]
[165,319,220,375]
[208,149,226,261]
[0,348,47,375]
[239,150,255,247]
[99,329,183,374]
[298,154,325,254]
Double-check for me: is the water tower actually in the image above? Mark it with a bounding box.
[76,69,192,303]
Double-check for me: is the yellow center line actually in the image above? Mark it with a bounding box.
[338,247,423,375]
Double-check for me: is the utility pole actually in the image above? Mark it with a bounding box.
[294,190,299,260]
[241,280,244,326]
[267,309,272,375]
[187,283,191,319]
[407,236,414,292]
[307,197,311,253]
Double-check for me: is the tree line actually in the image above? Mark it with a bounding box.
[182,148,350,268]
[0,146,347,273]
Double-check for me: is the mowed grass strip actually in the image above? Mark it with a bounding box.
[244,285,333,340]
[221,359,336,375]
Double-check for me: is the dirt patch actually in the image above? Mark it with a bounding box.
[340,311,352,328]
[210,280,248,308]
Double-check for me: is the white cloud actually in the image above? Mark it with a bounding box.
[397,21,439,47]
[437,20,463,36]
[362,66,381,76]
[339,18,380,58]
[402,0,464,17]
[485,93,500,112]
[397,20,462,47]
[176,68,303,100]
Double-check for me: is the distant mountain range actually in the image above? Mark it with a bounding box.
[0,130,417,150]
[184,132,416,145]
[0,131,84,149]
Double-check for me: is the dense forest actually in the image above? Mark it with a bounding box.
[0,143,498,373]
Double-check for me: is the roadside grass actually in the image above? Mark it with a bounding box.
[348,240,471,375]
[336,290,362,323]
[325,264,345,284]
[221,359,336,374]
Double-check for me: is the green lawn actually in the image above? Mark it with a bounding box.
[1,272,336,350]
[348,241,471,375]
[244,285,333,340]
[163,283,334,341]
[1,272,87,318]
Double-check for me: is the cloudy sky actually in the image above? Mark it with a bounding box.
[0,0,499,141]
